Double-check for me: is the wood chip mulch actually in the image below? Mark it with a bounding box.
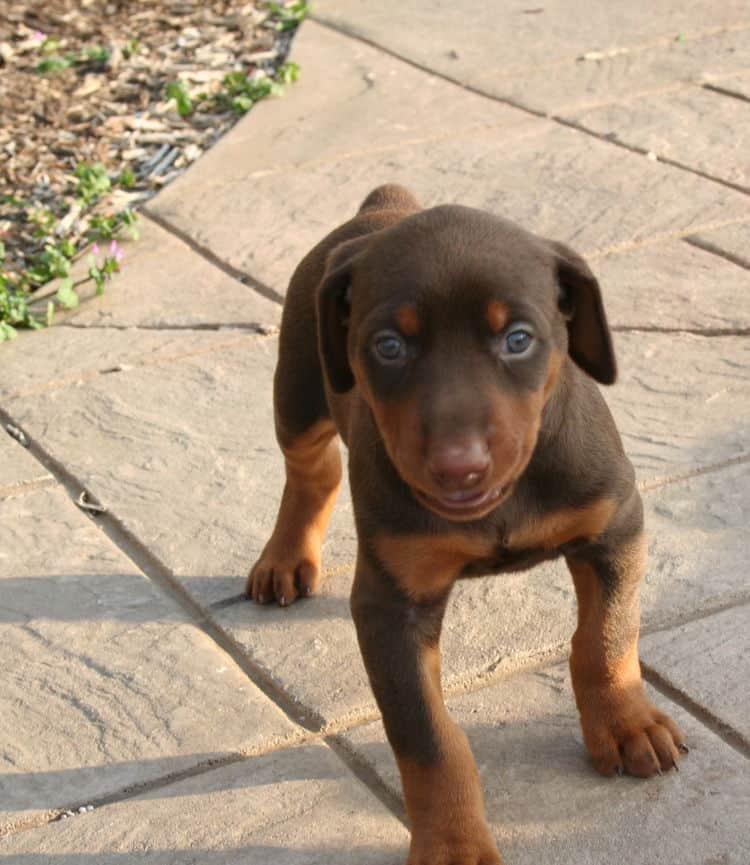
[0,0,295,276]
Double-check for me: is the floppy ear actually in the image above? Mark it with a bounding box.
[549,241,616,385]
[316,235,371,393]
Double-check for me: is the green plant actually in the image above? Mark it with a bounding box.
[74,162,111,204]
[267,1,309,31]
[165,80,195,116]
[0,162,139,340]
[35,43,111,74]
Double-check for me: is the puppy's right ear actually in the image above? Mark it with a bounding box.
[316,234,371,394]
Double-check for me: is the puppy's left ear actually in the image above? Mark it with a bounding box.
[316,234,372,393]
[549,241,616,385]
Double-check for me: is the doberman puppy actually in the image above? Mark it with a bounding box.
[247,184,687,865]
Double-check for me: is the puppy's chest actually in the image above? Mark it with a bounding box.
[459,540,564,578]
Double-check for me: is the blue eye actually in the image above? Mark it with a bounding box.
[503,327,534,355]
[373,331,407,363]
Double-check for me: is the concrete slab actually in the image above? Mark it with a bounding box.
[0,742,408,863]
[341,664,750,865]
[592,238,750,330]
[480,28,750,114]
[691,221,750,269]
[151,118,750,296]
[312,3,750,112]
[609,332,749,483]
[643,604,750,744]
[0,486,296,832]
[0,327,261,402]
[151,20,539,216]
[0,429,52,497]
[564,85,750,189]
[61,216,281,330]
[3,331,356,607]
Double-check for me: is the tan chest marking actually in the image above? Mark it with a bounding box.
[507,497,617,552]
[374,531,493,601]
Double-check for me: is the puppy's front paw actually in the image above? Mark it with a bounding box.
[578,683,687,778]
[407,829,502,865]
[247,541,321,607]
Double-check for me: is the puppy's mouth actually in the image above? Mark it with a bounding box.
[412,481,512,521]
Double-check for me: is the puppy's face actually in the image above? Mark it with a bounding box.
[319,205,614,522]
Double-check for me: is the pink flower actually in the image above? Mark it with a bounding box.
[33,30,45,41]
[91,242,100,257]
[109,240,125,262]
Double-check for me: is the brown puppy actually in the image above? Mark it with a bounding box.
[248,184,686,865]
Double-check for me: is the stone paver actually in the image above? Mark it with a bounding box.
[0,486,296,832]
[643,604,750,743]
[0,429,52,496]
[152,20,539,204]
[691,221,750,269]
[341,664,750,865]
[0,742,408,863]
[62,215,281,329]
[592,238,750,330]
[2,332,356,607]
[313,3,750,112]
[0,326,261,403]
[564,85,750,188]
[608,333,749,483]
[151,117,750,296]
[482,29,750,114]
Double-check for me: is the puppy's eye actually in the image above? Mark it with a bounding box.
[372,331,407,364]
[502,327,535,356]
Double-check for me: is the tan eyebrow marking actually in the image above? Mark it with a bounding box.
[395,303,421,336]
[485,300,510,333]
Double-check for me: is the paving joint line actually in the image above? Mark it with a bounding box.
[585,215,750,259]
[641,663,750,760]
[702,81,750,105]
[612,325,750,336]
[637,452,750,493]
[0,408,424,826]
[684,235,750,271]
[140,208,284,305]
[641,596,750,641]
[0,404,327,736]
[57,321,279,334]
[312,14,750,198]
[552,116,750,197]
[325,734,408,827]
[0,732,315,841]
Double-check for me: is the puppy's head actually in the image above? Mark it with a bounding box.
[318,205,615,522]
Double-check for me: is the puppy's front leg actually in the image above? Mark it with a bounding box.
[567,491,687,778]
[351,549,502,865]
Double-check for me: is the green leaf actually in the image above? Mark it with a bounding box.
[0,241,4,262]
[56,277,80,309]
[46,301,55,326]
[117,167,135,188]
[74,161,111,204]
[275,62,300,85]
[0,322,18,342]
[36,54,73,73]
[165,80,194,116]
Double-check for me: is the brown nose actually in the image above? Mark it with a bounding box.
[427,436,490,491]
